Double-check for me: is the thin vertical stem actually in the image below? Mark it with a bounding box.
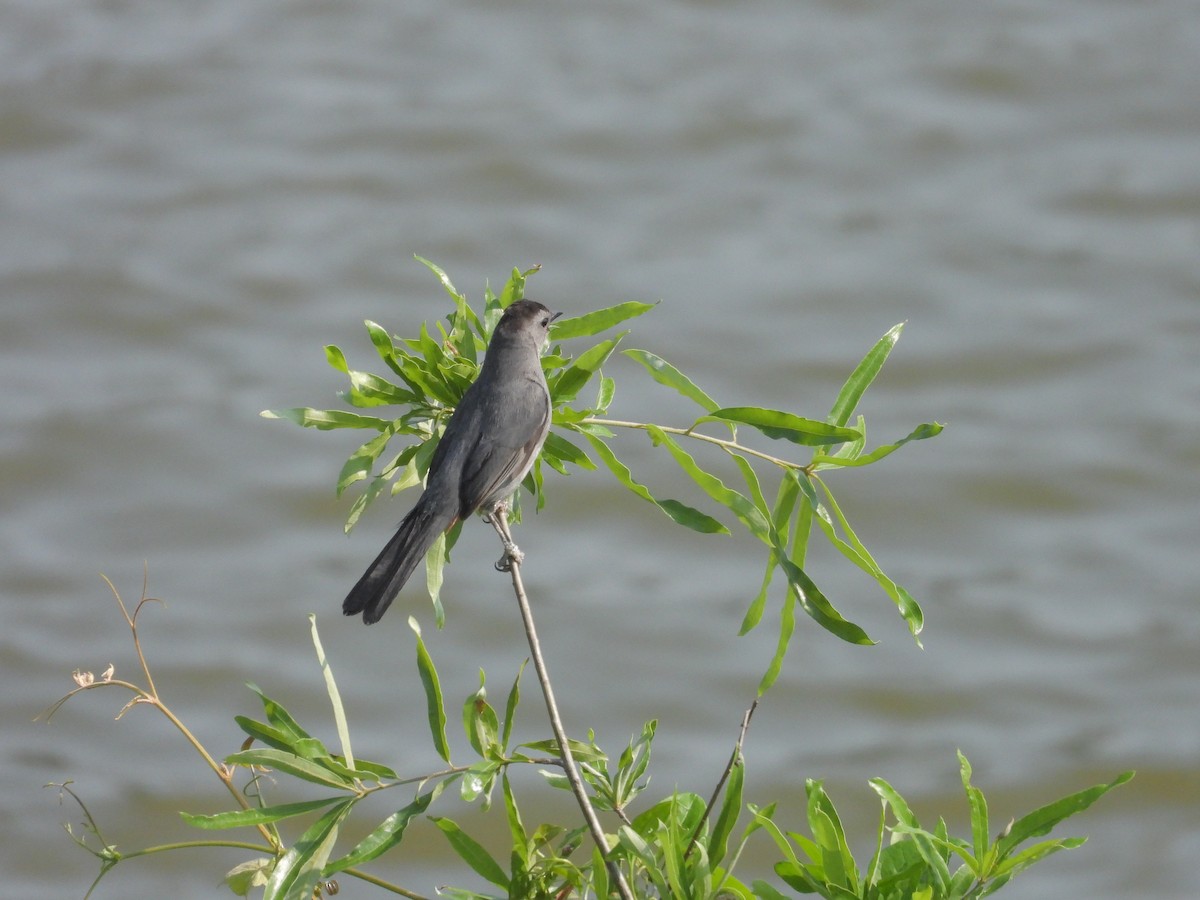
[491,507,635,900]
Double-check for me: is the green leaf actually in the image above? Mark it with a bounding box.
[245,684,314,744]
[415,254,467,303]
[224,749,354,790]
[502,661,526,751]
[623,348,720,413]
[995,770,1134,859]
[336,428,395,497]
[542,431,596,471]
[462,671,500,758]
[582,432,728,534]
[224,858,272,897]
[698,407,861,446]
[551,335,626,404]
[591,846,610,900]
[828,322,903,428]
[182,797,346,831]
[812,476,924,643]
[411,617,451,762]
[811,422,944,469]
[756,585,797,697]
[260,408,391,431]
[708,758,744,866]
[774,552,874,646]
[550,301,657,340]
[425,531,447,629]
[263,799,354,900]
[959,751,989,871]
[645,426,770,539]
[431,817,510,889]
[326,786,442,873]
[501,774,528,871]
[234,716,304,756]
[309,615,354,771]
[596,374,616,412]
[364,320,406,378]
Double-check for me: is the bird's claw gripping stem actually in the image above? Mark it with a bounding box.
[495,540,525,572]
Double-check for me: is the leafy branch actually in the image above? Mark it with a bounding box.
[41,260,1131,899]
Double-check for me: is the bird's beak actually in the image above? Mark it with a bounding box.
[550,311,564,323]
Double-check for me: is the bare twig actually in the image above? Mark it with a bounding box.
[684,699,758,861]
[490,505,635,900]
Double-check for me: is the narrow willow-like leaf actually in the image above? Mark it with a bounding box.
[542,431,596,471]
[343,371,417,409]
[502,661,525,751]
[431,817,511,889]
[264,799,354,900]
[741,473,801,635]
[774,553,874,645]
[698,407,861,446]
[582,432,728,534]
[325,785,443,874]
[741,554,775,636]
[596,374,616,412]
[995,770,1134,858]
[182,797,345,831]
[708,759,745,865]
[462,672,499,758]
[868,777,920,829]
[550,300,657,340]
[344,472,391,532]
[623,348,720,412]
[551,334,625,403]
[757,587,796,696]
[364,320,406,378]
[645,426,770,539]
[234,716,303,755]
[260,408,391,431]
[336,428,394,497]
[811,422,944,469]
[806,781,858,892]
[730,454,770,522]
[813,476,924,642]
[224,748,354,790]
[591,845,610,900]
[519,737,608,763]
[992,836,1087,884]
[828,322,904,428]
[310,615,354,772]
[501,775,528,871]
[958,751,989,871]
[410,617,451,762]
[425,531,447,629]
[245,684,314,743]
[415,254,467,303]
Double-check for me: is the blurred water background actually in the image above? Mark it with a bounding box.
[3,1,1198,897]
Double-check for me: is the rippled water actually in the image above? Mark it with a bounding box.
[3,2,1197,897]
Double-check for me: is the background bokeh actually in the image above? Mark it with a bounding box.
[3,2,1197,897]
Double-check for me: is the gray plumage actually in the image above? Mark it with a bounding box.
[343,299,560,624]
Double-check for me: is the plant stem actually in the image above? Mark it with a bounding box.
[580,416,807,472]
[491,507,635,900]
[684,699,758,861]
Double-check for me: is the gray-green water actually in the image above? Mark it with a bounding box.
[3,2,1197,897]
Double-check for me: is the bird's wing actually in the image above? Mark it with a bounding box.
[459,374,551,512]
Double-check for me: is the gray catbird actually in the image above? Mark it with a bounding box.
[343,299,562,624]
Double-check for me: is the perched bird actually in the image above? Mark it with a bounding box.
[343,299,560,624]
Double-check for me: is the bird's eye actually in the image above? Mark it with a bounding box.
[540,317,550,328]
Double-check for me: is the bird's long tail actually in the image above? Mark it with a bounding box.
[343,496,456,624]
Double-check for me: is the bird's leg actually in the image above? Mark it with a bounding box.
[488,501,524,572]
